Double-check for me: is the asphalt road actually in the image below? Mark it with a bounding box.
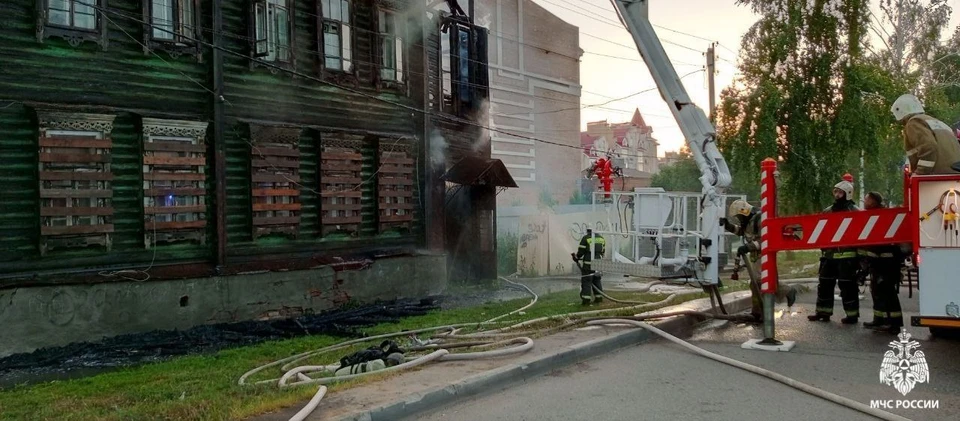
[403,288,959,421]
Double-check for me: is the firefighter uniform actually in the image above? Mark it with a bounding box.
[859,244,905,331]
[576,231,605,305]
[903,114,960,175]
[810,183,861,323]
[723,200,797,321]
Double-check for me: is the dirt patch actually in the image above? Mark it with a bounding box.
[0,297,443,389]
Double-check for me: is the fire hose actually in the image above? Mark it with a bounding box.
[246,276,907,421]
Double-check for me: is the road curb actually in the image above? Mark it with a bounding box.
[331,293,752,421]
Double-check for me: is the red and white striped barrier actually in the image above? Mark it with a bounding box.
[767,208,912,251]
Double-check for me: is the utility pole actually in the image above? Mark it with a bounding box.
[706,42,716,123]
[213,0,227,270]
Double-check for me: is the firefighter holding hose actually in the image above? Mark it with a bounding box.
[572,228,605,306]
[722,199,797,321]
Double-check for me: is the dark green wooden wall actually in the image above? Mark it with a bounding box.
[0,0,446,279]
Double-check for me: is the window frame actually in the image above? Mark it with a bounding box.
[36,0,109,49]
[316,0,357,82]
[143,0,203,61]
[438,16,489,118]
[375,6,407,89]
[249,0,297,70]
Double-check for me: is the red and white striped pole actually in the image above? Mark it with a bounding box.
[759,158,781,345]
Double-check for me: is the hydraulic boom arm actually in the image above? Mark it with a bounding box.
[610,0,733,283]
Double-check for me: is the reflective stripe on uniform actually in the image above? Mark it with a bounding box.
[907,147,921,156]
[845,310,860,317]
[832,251,857,259]
[816,307,833,315]
[918,159,935,168]
[889,311,903,317]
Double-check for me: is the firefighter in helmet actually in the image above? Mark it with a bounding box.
[809,179,861,323]
[891,94,960,175]
[573,228,605,305]
[722,199,797,321]
[858,192,905,333]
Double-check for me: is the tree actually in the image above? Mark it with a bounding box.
[650,148,703,193]
[719,0,882,214]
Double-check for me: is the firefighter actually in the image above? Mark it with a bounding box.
[722,199,797,321]
[859,192,905,333]
[891,94,960,175]
[809,179,861,323]
[573,228,605,305]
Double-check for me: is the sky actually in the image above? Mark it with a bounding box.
[530,0,960,157]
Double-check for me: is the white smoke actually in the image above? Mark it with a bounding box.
[472,98,492,153]
[430,128,448,166]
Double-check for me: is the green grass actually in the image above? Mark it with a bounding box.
[777,250,822,279]
[0,282,750,421]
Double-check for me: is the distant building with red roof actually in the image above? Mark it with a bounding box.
[580,109,660,175]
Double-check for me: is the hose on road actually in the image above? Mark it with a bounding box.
[586,319,912,421]
[247,277,746,421]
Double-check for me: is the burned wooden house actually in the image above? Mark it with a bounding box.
[0,0,515,357]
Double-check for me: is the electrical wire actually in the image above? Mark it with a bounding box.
[75,0,667,163]
[103,5,697,121]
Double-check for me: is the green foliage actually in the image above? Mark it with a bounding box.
[650,149,703,193]
[538,186,558,208]
[719,0,960,214]
[568,189,591,205]
[652,149,755,200]
[496,233,518,276]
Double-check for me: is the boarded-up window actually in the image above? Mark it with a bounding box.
[141,118,209,248]
[36,112,117,256]
[378,140,415,233]
[250,125,302,239]
[319,134,363,236]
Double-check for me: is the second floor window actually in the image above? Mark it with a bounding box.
[47,0,96,31]
[321,0,352,72]
[254,0,293,62]
[378,9,404,83]
[151,0,196,43]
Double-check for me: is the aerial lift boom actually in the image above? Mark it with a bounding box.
[609,0,733,285]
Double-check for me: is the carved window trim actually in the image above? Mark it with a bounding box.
[249,0,297,72]
[141,118,210,248]
[249,124,303,240]
[377,138,415,233]
[319,134,364,237]
[142,0,203,61]
[316,0,359,85]
[36,0,109,49]
[35,111,117,256]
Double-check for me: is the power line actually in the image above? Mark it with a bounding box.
[77,0,662,162]
[97,4,700,128]
[502,69,704,117]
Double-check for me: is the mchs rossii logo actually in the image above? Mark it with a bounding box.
[870,329,939,410]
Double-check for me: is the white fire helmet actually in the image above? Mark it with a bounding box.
[891,94,924,122]
[728,199,752,219]
[834,180,854,199]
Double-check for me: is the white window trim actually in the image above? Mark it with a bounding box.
[378,8,404,83]
[149,0,197,44]
[321,0,353,72]
[46,0,98,31]
[254,0,293,63]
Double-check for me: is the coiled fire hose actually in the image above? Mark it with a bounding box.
[248,277,904,421]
